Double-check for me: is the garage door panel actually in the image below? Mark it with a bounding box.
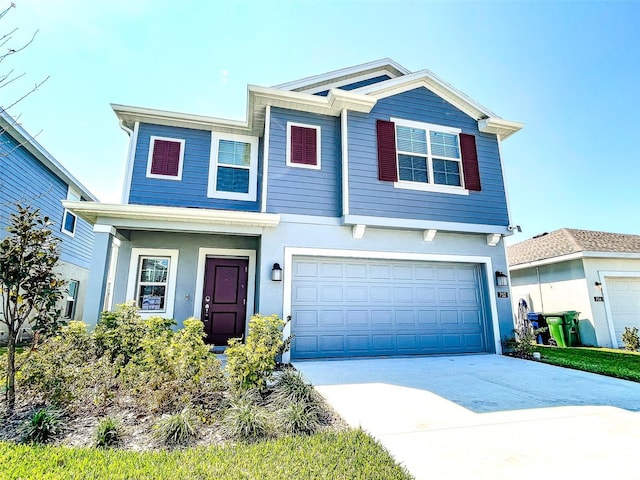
[346,310,368,326]
[370,286,392,302]
[320,310,343,327]
[346,286,368,302]
[438,288,457,303]
[291,257,489,359]
[395,310,416,325]
[370,265,391,279]
[295,310,318,327]
[372,310,393,325]
[393,287,414,303]
[418,310,438,324]
[294,285,317,302]
[607,277,640,343]
[320,262,343,277]
[397,334,418,350]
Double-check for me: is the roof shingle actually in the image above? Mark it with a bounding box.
[507,228,640,266]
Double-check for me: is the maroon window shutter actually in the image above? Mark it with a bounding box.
[376,119,398,182]
[460,133,481,191]
[151,139,181,176]
[290,126,317,166]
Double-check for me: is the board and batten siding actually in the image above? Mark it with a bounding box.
[0,130,93,269]
[347,87,509,225]
[128,123,262,212]
[266,108,341,217]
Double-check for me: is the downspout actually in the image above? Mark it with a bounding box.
[536,266,545,312]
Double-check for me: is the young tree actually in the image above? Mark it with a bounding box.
[0,204,65,412]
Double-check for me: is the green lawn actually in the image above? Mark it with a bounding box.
[532,345,640,382]
[0,430,412,480]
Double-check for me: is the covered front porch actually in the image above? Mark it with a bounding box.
[64,202,281,345]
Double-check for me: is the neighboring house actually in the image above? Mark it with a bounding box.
[67,59,523,361]
[0,110,97,340]
[508,228,640,348]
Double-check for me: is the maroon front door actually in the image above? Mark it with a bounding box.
[201,257,248,346]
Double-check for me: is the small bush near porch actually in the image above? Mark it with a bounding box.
[532,345,640,382]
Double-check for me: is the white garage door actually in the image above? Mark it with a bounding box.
[290,256,491,359]
[607,277,640,345]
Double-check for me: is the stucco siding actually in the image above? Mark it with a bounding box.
[346,87,509,225]
[266,108,341,217]
[128,123,262,212]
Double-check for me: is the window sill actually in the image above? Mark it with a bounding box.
[146,173,183,181]
[393,181,469,196]
[207,190,256,202]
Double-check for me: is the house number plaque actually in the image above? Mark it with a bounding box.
[497,291,509,299]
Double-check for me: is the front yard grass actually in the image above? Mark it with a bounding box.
[532,345,640,382]
[0,429,412,480]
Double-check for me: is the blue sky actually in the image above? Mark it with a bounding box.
[3,0,639,245]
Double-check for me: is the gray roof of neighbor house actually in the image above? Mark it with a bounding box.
[507,228,640,267]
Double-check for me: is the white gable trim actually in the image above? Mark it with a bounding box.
[272,58,410,91]
[299,69,400,95]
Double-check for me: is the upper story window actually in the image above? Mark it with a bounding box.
[146,136,185,180]
[286,122,321,170]
[376,118,481,195]
[208,132,258,201]
[61,186,80,237]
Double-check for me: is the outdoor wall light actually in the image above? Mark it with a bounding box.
[495,271,508,287]
[595,281,602,288]
[271,263,283,281]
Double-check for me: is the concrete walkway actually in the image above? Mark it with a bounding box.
[295,355,640,479]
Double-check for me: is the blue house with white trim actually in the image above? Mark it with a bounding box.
[0,110,96,339]
[68,59,523,360]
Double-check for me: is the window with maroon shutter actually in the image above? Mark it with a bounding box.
[460,133,481,191]
[382,117,479,193]
[287,123,320,169]
[377,120,398,182]
[147,137,184,179]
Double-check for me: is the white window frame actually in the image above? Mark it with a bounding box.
[391,117,468,196]
[64,279,79,319]
[146,136,185,181]
[126,248,179,318]
[286,121,321,170]
[61,185,80,237]
[208,132,258,201]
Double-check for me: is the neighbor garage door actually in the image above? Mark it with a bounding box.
[606,276,640,345]
[290,256,490,359]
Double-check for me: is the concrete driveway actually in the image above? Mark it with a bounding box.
[294,355,640,479]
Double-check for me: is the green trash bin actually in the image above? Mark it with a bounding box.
[561,311,581,347]
[546,316,567,347]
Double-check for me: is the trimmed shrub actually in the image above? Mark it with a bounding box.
[20,406,64,444]
[94,416,123,448]
[225,314,289,392]
[622,326,640,352]
[18,321,94,407]
[94,302,175,365]
[123,318,225,413]
[153,407,199,446]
